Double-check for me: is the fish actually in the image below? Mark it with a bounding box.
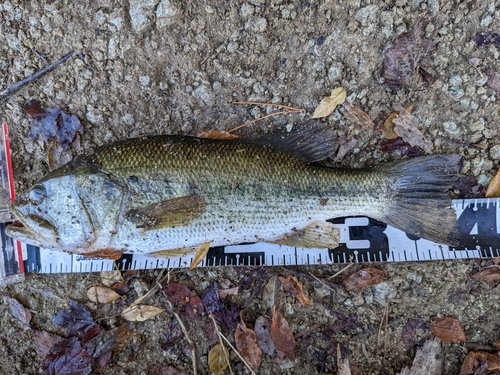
[6,122,461,260]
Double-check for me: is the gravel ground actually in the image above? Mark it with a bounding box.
[1,0,500,374]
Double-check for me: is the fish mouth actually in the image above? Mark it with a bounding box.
[7,206,58,247]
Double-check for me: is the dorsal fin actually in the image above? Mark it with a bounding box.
[245,120,339,163]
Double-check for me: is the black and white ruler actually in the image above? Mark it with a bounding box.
[0,122,498,285]
[0,197,497,285]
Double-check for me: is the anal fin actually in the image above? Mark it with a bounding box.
[271,221,340,249]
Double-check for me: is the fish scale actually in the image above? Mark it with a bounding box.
[8,133,461,258]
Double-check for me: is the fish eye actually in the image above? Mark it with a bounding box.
[29,186,46,205]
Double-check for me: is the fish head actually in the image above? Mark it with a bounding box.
[7,158,126,253]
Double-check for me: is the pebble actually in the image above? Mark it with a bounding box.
[490,145,500,160]
[449,75,462,87]
[128,0,158,32]
[139,76,150,86]
[372,282,397,306]
[156,0,178,28]
[443,121,460,134]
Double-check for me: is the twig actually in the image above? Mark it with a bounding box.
[351,317,404,339]
[227,110,298,133]
[328,263,354,280]
[129,269,169,308]
[294,322,323,339]
[309,272,337,294]
[0,51,74,99]
[174,312,197,375]
[209,314,234,375]
[210,314,256,375]
[232,101,303,112]
[375,301,389,358]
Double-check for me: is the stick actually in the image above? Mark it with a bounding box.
[210,314,256,375]
[227,110,296,133]
[174,312,197,375]
[0,51,74,99]
[209,314,234,375]
[327,263,354,280]
[129,269,169,308]
[231,101,303,112]
[309,272,337,294]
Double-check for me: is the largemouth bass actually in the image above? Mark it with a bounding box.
[6,128,461,259]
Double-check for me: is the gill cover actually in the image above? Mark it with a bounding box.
[8,157,126,253]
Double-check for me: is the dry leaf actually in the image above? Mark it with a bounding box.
[343,267,385,291]
[486,169,500,198]
[235,318,263,370]
[334,136,357,163]
[460,351,500,375]
[34,330,64,360]
[208,343,229,375]
[87,286,121,303]
[100,270,123,287]
[218,287,239,299]
[340,101,373,128]
[382,105,413,139]
[312,87,347,119]
[190,241,211,270]
[121,305,165,322]
[262,276,283,312]
[279,275,311,306]
[429,317,466,343]
[396,337,442,375]
[254,316,277,356]
[337,343,352,375]
[392,103,433,153]
[270,306,296,360]
[471,267,500,282]
[383,19,436,90]
[196,130,240,140]
[3,296,32,331]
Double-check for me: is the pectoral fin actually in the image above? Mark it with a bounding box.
[271,221,340,249]
[126,195,206,230]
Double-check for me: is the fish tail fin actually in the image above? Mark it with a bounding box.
[381,155,462,245]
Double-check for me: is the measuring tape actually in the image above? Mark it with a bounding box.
[0,123,497,285]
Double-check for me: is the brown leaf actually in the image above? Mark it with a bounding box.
[270,306,296,360]
[208,343,229,375]
[312,87,347,119]
[100,270,123,287]
[254,316,277,356]
[3,296,32,331]
[235,318,263,370]
[402,318,430,350]
[217,280,239,299]
[460,351,500,375]
[334,135,357,163]
[486,69,500,92]
[279,275,311,306]
[190,241,211,270]
[382,105,413,139]
[34,330,64,360]
[83,323,134,359]
[262,276,284,312]
[486,169,500,198]
[392,103,433,153]
[162,283,204,321]
[383,19,436,90]
[196,130,240,140]
[471,267,500,282]
[87,286,121,303]
[43,337,92,375]
[429,317,466,343]
[340,101,373,128]
[343,267,385,291]
[121,305,165,322]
